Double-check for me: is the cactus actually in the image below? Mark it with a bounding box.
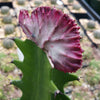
[73,4,81,10]
[2,38,14,49]
[11,38,79,100]
[87,20,96,29]
[68,0,74,3]
[34,0,43,6]
[93,30,100,39]
[4,24,15,35]
[2,15,12,24]
[11,7,83,100]
[1,6,9,14]
[17,0,25,5]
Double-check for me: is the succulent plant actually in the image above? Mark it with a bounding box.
[19,7,83,73]
[17,0,25,5]
[2,38,14,49]
[34,0,43,6]
[2,15,12,24]
[68,0,74,3]
[1,6,10,14]
[51,0,57,4]
[73,4,81,10]
[87,20,96,29]
[11,6,83,100]
[4,24,15,35]
[93,30,100,39]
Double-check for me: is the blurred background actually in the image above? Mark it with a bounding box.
[0,0,100,100]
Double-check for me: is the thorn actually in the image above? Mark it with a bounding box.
[19,73,23,79]
[77,77,80,82]
[54,90,60,98]
[10,81,13,85]
[10,59,14,63]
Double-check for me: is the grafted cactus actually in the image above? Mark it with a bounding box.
[11,7,83,100]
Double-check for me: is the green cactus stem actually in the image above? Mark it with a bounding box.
[12,38,52,100]
[11,38,79,100]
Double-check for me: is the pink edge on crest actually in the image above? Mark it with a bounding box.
[19,6,83,73]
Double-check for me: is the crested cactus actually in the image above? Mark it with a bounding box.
[73,4,81,10]
[93,30,100,39]
[11,7,83,100]
[4,24,15,35]
[87,20,96,29]
[3,38,14,49]
[17,0,25,5]
[1,6,9,14]
[2,15,12,24]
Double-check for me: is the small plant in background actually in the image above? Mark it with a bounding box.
[93,30,100,39]
[34,0,43,6]
[89,59,100,70]
[50,0,57,4]
[2,15,12,24]
[87,20,96,29]
[0,80,7,100]
[72,4,81,10]
[2,38,14,49]
[68,0,74,3]
[17,0,25,5]
[85,60,100,86]
[1,6,10,15]
[4,24,15,35]
[0,52,18,73]
[56,5,63,11]
[85,70,100,86]
[11,6,83,100]
[80,31,85,41]
[82,46,94,60]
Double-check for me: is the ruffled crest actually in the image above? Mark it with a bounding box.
[19,6,83,73]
